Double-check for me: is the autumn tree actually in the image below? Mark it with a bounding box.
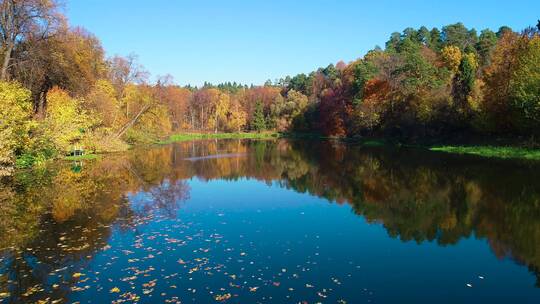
[225,96,247,132]
[107,54,148,99]
[0,81,33,174]
[270,89,308,131]
[42,87,94,153]
[0,0,63,80]
[481,31,521,132]
[13,27,106,115]
[441,46,462,73]
[508,35,540,132]
[84,79,120,129]
[208,91,230,133]
[158,85,191,130]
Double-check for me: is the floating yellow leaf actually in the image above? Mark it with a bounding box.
[214,293,231,301]
[110,287,120,293]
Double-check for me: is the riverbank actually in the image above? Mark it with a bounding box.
[31,133,540,167]
[51,133,283,165]
[157,132,283,144]
[429,145,540,160]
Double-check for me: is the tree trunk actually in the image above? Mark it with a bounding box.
[114,103,151,139]
[34,77,52,118]
[37,91,47,118]
[1,43,14,81]
[215,112,218,133]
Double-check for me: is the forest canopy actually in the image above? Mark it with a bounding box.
[1,0,540,175]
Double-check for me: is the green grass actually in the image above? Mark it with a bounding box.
[358,139,388,147]
[430,145,540,160]
[158,132,282,144]
[64,154,100,161]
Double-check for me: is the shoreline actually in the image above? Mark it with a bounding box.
[41,133,540,164]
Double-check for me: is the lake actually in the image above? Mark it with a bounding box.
[1,139,540,303]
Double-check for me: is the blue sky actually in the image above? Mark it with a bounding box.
[66,0,539,86]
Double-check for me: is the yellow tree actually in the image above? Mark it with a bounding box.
[208,91,230,133]
[42,87,94,153]
[441,45,462,73]
[84,79,120,130]
[226,97,247,132]
[0,81,33,175]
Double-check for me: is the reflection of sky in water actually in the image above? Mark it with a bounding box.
[1,140,540,303]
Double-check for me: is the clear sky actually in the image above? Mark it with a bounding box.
[66,0,539,86]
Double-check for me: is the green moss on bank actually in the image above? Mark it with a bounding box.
[430,145,540,160]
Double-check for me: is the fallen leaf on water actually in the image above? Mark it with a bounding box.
[214,293,231,301]
[110,287,120,293]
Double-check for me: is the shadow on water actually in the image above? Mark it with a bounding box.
[1,138,540,302]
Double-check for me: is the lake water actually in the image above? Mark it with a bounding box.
[1,139,540,303]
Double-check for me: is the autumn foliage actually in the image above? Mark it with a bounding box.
[1,0,540,174]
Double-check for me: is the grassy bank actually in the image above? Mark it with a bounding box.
[430,145,540,160]
[57,134,540,163]
[160,133,399,147]
[158,132,282,144]
[64,154,100,161]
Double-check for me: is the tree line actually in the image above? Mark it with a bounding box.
[2,0,540,175]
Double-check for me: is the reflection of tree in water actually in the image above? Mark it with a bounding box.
[157,138,540,289]
[2,138,540,300]
[276,142,540,287]
[143,140,540,287]
[129,179,191,218]
[167,139,540,287]
[0,149,191,302]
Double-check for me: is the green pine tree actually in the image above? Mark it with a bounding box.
[251,100,266,132]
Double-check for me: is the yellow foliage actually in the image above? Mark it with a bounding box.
[121,84,154,119]
[85,79,120,129]
[43,87,96,153]
[137,104,172,136]
[0,81,34,175]
[208,92,231,131]
[226,99,248,132]
[441,45,462,73]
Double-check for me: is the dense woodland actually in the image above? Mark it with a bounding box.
[1,0,540,175]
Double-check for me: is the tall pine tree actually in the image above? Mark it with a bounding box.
[251,100,266,132]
